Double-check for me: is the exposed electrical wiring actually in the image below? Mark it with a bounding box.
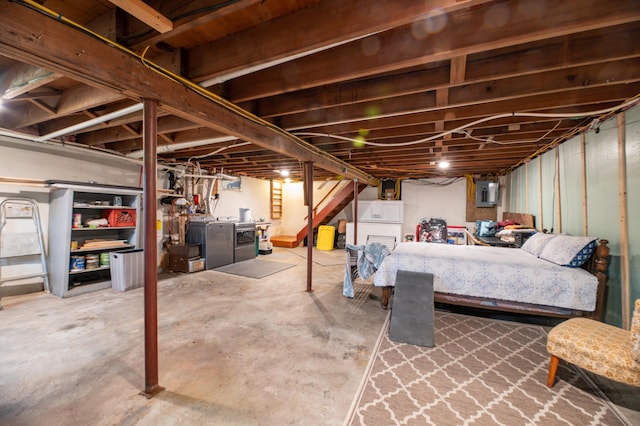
[292,96,639,149]
[466,175,476,200]
[405,177,463,186]
[186,141,252,162]
[458,120,562,145]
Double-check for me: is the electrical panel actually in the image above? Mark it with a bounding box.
[476,180,499,207]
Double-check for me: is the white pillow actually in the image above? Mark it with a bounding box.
[520,233,556,257]
[539,235,597,266]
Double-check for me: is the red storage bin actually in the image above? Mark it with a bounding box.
[104,209,136,227]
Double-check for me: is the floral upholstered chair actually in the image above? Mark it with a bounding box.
[546,299,640,387]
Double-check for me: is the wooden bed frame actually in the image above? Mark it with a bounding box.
[379,239,609,321]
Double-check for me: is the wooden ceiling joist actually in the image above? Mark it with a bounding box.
[0,1,377,185]
[0,0,638,181]
[108,0,173,33]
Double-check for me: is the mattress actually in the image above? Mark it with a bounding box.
[373,242,598,312]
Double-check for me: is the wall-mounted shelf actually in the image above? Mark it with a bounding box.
[271,180,282,219]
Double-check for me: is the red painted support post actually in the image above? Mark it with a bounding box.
[142,100,163,398]
[353,179,359,245]
[305,162,313,292]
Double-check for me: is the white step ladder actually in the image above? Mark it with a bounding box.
[0,198,49,309]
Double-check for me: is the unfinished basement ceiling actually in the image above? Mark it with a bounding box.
[0,0,638,182]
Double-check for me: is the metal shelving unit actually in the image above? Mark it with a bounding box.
[47,183,142,297]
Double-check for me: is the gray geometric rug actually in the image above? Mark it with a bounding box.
[213,258,295,279]
[346,311,629,425]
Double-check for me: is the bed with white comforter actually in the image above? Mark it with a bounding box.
[373,242,600,313]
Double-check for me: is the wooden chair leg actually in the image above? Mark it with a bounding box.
[547,355,560,387]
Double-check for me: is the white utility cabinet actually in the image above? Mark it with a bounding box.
[347,200,404,246]
[356,200,403,223]
[48,183,142,297]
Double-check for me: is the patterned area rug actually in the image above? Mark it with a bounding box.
[346,311,629,425]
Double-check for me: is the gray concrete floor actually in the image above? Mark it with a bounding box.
[0,248,388,425]
[1,247,638,425]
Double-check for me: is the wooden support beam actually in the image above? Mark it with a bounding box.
[304,162,314,292]
[0,2,377,186]
[436,88,448,107]
[129,0,262,54]
[108,0,173,33]
[617,113,630,329]
[158,133,172,144]
[509,173,518,212]
[27,98,56,115]
[525,162,529,214]
[82,110,110,128]
[189,0,493,84]
[580,133,588,235]
[121,123,140,137]
[240,25,640,107]
[555,147,562,233]
[225,0,640,100]
[450,55,467,84]
[538,158,543,231]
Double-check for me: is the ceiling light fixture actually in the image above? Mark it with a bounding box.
[438,160,450,169]
[280,170,290,177]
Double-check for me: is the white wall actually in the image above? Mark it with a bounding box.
[279,180,355,235]
[209,176,271,222]
[0,137,142,186]
[349,178,469,240]
[401,178,468,236]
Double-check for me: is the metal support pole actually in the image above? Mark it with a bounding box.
[353,179,359,244]
[304,162,313,292]
[141,100,163,398]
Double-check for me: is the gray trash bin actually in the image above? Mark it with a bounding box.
[110,249,144,292]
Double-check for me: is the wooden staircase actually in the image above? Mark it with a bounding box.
[271,181,367,248]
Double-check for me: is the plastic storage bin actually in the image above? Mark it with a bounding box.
[110,249,144,291]
[103,209,136,227]
[316,225,335,251]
